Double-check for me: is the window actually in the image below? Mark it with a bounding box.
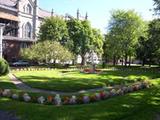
[22,22,32,38]
[23,6,25,12]
[26,4,32,14]
[20,43,28,48]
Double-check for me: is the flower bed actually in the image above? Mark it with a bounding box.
[82,69,102,74]
[0,81,152,106]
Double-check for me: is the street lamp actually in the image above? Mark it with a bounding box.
[0,23,5,58]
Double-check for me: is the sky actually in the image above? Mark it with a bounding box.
[39,0,155,33]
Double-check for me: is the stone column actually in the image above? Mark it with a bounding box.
[0,24,4,58]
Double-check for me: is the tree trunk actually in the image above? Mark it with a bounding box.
[53,60,56,68]
[81,55,86,66]
[121,59,124,66]
[102,58,106,68]
[142,58,145,66]
[125,54,128,66]
[129,56,131,66]
[149,58,151,67]
[72,59,75,65]
[113,55,116,66]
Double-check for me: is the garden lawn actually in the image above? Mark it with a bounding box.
[13,69,160,92]
[0,79,160,120]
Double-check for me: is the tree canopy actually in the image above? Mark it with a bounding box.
[105,10,145,66]
[39,16,69,46]
[153,0,160,15]
[20,41,73,63]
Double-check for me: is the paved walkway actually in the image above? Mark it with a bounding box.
[8,73,107,96]
[0,110,19,120]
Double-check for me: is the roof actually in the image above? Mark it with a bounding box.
[38,8,51,18]
[0,11,19,21]
[0,0,17,7]
[0,0,59,19]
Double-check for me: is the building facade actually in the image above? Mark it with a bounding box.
[0,0,52,61]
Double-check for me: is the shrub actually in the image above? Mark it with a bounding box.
[0,58,9,76]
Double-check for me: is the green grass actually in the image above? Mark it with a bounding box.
[13,69,160,92]
[0,80,160,120]
[0,75,17,89]
[0,68,160,120]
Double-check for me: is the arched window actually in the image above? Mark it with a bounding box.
[26,4,32,14]
[23,22,32,38]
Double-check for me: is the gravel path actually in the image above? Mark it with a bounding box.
[0,110,19,120]
[8,73,109,96]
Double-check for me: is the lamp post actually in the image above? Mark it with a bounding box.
[0,23,5,58]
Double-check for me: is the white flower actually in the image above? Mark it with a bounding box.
[12,94,19,99]
[117,89,123,95]
[54,94,61,106]
[23,93,29,97]
[2,89,11,97]
[38,96,45,104]
[122,87,128,93]
[83,96,90,103]
[95,93,101,100]
[110,89,117,96]
[23,93,31,102]
[104,91,110,98]
[69,96,77,104]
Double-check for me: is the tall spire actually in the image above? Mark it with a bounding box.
[85,12,88,20]
[77,9,80,20]
[51,9,54,17]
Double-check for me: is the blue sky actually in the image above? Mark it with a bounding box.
[39,0,154,33]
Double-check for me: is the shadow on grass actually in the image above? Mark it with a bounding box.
[0,81,17,89]
[100,70,160,79]
[16,75,142,92]
[14,69,160,92]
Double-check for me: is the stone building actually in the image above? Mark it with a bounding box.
[0,0,88,62]
[0,0,52,61]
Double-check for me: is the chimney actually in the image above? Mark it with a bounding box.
[85,12,88,20]
[77,9,80,20]
[51,9,54,17]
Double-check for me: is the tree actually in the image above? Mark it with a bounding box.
[153,0,160,15]
[104,32,123,66]
[147,19,160,65]
[107,10,145,66]
[136,21,149,66]
[66,18,83,64]
[20,41,73,64]
[67,19,103,65]
[0,58,9,76]
[92,28,103,55]
[39,16,69,46]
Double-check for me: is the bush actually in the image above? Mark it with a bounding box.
[0,58,9,76]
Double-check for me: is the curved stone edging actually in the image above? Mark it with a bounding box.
[8,73,109,95]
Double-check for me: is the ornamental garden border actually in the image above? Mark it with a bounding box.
[11,67,160,74]
[0,81,152,106]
